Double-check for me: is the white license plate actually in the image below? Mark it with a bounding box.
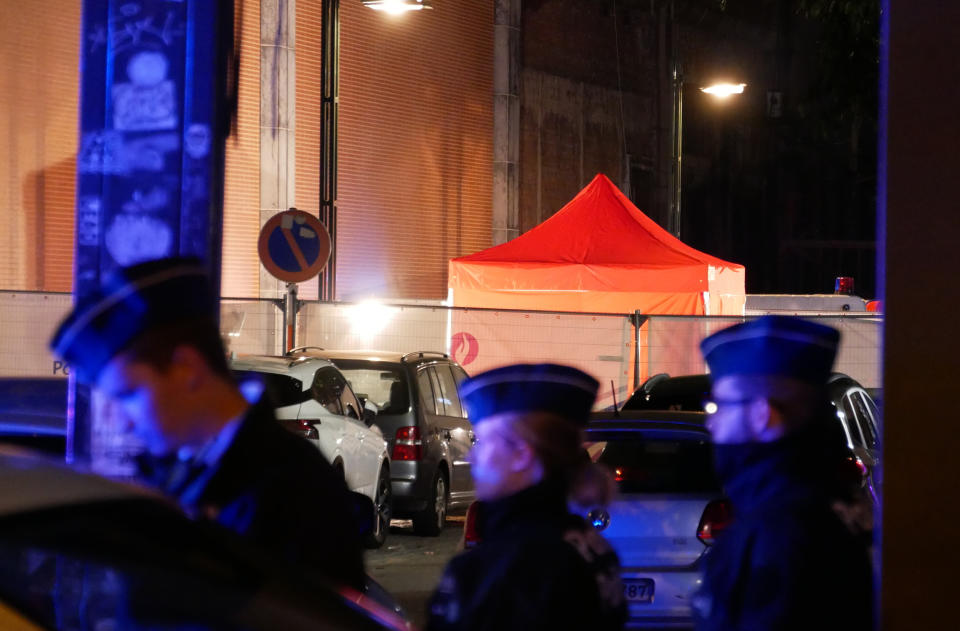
[623,578,655,603]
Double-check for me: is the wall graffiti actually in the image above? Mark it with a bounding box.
[112,51,178,131]
[75,0,223,474]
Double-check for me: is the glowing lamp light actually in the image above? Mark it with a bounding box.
[362,0,432,14]
[348,300,397,339]
[704,401,719,415]
[700,83,747,98]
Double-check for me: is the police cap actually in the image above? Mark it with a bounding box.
[700,315,840,385]
[459,363,599,426]
[50,257,216,383]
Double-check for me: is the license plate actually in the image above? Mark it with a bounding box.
[623,578,655,603]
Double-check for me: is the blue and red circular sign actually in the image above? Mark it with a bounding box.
[258,209,332,283]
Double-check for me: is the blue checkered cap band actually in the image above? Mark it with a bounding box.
[700,315,840,384]
[50,257,215,383]
[460,363,599,426]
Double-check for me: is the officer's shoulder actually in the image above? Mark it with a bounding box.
[746,501,860,559]
[234,405,339,479]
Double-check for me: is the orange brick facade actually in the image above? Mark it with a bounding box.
[4,1,493,301]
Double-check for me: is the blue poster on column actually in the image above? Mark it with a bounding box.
[74,0,227,473]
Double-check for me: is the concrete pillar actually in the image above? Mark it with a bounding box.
[493,0,521,245]
[259,0,297,298]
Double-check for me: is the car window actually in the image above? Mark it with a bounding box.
[311,367,343,416]
[435,365,464,418]
[336,364,409,415]
[841,393,867,448]
[417,369,437,415]
[852,391,879,449]
[340,381,362,420]
[584,433,721,494]
[427,368,447,415]
[450,365,470,418]
[451,365,469,385]
[232,370,306,407]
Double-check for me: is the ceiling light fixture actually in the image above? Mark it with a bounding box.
[362,0,433,15]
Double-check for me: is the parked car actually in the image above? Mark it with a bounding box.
[0,377,67,456]
[461,410,727,628]
[286,349,475,536]
[0,446,408,630]
[230,355,392,547]
[621,371,881,501]
[583,411,727,629]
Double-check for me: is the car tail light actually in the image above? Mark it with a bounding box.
[697,499,732,545]
[854,456,869,478]
[463,501,482,548]
[279,419,319,440]
[839,454,870,487]
[611,466,648,484]
[392,426,423,461]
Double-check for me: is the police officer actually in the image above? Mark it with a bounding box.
[427,363,626,631]
[50,257,366,590]
[693,315,873,631]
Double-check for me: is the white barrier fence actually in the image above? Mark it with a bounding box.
[0,292,882,401]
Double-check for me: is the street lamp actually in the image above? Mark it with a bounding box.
[362,0,432,14]
[700,82,747,98]
[669,72,746,239]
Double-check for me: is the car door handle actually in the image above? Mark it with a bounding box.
[442,429,452,441]
[469,432,477,445]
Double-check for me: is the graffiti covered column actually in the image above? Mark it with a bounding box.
[72,0,231,471]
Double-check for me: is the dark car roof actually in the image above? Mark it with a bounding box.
[0,449,407,631]
[0,446,153,517]
[0,378,67,436]
[620,374,710,411]
[624,372,874,412]
[588,410,709,435]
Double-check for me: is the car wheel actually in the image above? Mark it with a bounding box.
[364,465,392,549]
[413,470,447,536]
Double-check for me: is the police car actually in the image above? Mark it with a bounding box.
[230,355,392,548]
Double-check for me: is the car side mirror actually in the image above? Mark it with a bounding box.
[363,408,377,426]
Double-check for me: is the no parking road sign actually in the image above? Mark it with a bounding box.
[258,209,332,283]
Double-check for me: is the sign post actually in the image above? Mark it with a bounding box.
[258,208,333,352]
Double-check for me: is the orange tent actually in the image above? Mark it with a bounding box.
[448,174,745,315]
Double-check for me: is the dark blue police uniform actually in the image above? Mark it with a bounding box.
[426,364,626,631]
[692,316,874,631]
[50,257,365,590]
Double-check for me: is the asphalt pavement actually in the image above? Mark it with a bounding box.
[366,514,466,629]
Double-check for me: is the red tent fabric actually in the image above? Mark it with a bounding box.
[448,174,745,315]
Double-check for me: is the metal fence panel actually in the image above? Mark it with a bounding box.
[0,292,72,378]
[297,303,635,410]
[0,292,883,397]
[646,315,882,388]
[222,299,283,357]
[448,309,635,409]
[298,302,450,356]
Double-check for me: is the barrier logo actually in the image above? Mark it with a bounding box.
[451,332,479,366]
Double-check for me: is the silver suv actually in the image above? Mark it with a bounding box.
[287,349,475,536]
